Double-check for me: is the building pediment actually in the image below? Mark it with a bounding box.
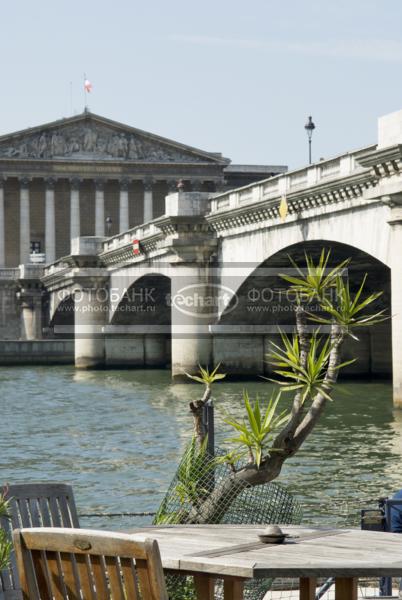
[0,112,229,165]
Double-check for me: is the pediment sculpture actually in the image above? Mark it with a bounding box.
[0,122,206,163]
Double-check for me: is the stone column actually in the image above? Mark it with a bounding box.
[119,178,129,232]
[45,177,56,264]
[19,177,31,264]
[0,179,5,267]
[74,277,108,369]
[167,179,178,194]
[143,178,153,223]
[191,179,204,192]
[70,178,80,250]
[95,179,105,237]
[389,212,402,407]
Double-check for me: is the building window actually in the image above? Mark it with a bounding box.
[30,241,41,254]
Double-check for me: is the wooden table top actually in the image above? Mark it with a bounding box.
[128,524,402,579]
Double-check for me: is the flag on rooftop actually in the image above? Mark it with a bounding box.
[84,79,93,93]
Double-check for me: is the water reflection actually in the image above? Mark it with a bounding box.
[0,367,399,529]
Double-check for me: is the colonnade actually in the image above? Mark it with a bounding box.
[0,176,200,267]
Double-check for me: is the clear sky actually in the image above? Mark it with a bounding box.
[1,0,402,169]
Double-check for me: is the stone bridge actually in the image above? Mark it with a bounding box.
[40,108,402,406]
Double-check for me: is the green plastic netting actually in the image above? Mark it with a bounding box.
[153,440,302,600]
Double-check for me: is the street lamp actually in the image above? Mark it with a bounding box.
[105,216,112,236]
[304,115,315,165]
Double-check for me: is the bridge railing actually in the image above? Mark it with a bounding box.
[210,145,375,213]
[102,221,159,253]
[43,258,72,277]
[0,268,19,280]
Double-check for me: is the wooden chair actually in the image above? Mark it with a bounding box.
[13,527,168,600]
[0,483,79,600]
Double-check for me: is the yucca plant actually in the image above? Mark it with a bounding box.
[310,274,387,337]
[224,391,289,467]
[183,250,387,525]
[186,364,226,446]
[268,331,354,402]
[280,249,349,301]
[185,364,226,387]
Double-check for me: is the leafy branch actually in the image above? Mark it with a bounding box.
[186,364,226,446]
[223,391,289,468]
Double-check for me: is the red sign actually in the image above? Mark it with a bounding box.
[132,239,140,255]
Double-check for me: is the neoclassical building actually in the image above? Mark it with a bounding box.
[0,111,286,267]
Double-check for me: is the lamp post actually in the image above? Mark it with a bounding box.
[105,216,112,236]
[304,115,315,165]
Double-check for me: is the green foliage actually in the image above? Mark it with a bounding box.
[280,249,349,301]
[309,274,387,336]
[268,331,354,402]
[224,391,290,467]
[180,253,386,486]
[185,364,226,386]
[0,491,11,571]
[165,577,196,600]
[0,530,11,572]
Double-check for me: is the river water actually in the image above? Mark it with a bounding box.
[1,366,400,530]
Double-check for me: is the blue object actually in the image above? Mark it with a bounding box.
[390,489,402,533]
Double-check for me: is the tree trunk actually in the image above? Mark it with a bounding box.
[189,385,211,446]
[191,321,345,524]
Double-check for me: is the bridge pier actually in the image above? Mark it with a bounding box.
[66,237,109,369]
[19,291,43,340]
[74,278,108,369]
[17,265,45,341]
[163,190,217,379]
[389,209,402,408]
[74,278,109,369]
[171,265,214,379]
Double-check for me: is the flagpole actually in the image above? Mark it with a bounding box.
[83,72,87,112]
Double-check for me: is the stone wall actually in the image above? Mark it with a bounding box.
[0,282,20,339]
[213,326,392,379]
[0,340,73,364]
[105,335,170,368]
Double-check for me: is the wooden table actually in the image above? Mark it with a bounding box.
[128,524,402,600]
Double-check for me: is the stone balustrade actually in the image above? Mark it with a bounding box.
[102,221,159,254]
[209,146,374,213]
[43,258,72,277]
[0,268,19,280]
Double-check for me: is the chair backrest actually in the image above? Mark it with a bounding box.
[13,528,168,600]
[0,483,79,600]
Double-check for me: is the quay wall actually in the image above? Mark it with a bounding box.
[212,325,391,378]
[0,283,21,339]
[0,328,391,376]
[0,340,74,364]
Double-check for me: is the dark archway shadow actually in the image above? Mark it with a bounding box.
[215,240,391,379]
[109,273,171,368]
[49,295,75,339]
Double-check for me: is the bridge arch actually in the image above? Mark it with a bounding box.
[214,239,391,378]
[106,272,171,368]
[49,293,75,339]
